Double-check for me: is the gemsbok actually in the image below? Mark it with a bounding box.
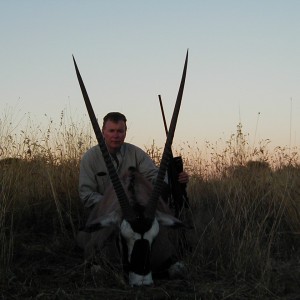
[73,51,189,286]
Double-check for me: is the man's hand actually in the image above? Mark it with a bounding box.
[178,171,189,184]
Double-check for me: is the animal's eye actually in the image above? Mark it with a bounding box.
[97,172,107,176]
[128,166,136,172]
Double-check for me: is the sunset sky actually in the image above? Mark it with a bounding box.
[1,1,300,152]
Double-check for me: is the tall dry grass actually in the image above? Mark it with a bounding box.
[0,110,92,283]
[0,112,299,298]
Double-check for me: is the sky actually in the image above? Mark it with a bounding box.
[1,0,300,153]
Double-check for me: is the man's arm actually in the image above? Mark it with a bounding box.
[79,152,104,208]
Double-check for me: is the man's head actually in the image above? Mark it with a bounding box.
[102,112,127,153]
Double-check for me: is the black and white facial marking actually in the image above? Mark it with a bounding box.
[119,167,157,286]
[121,218,159,286]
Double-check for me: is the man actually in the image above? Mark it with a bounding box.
[79,112,189,209]
[78,112,189,278]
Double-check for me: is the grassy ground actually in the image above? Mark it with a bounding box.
[0,118,300,299]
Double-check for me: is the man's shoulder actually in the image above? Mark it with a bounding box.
[122,143,155,165]
[82,145,102,159]
[123,143,146,154]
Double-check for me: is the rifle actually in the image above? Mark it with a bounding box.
[158,95,190,218]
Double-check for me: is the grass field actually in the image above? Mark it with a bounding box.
[0,116,299,299]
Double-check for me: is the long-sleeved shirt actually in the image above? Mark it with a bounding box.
[79,142,159,208]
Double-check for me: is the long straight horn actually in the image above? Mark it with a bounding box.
[147,50,188,218]
[72,55,136,221]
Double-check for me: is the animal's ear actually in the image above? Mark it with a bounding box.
[85,211,121,232]
[128,166,137,172]
[155,211,190,228]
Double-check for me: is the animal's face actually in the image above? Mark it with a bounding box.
[120,218,159,286]
[118,168,186,286]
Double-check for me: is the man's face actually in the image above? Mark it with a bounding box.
[102,120,126,153]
